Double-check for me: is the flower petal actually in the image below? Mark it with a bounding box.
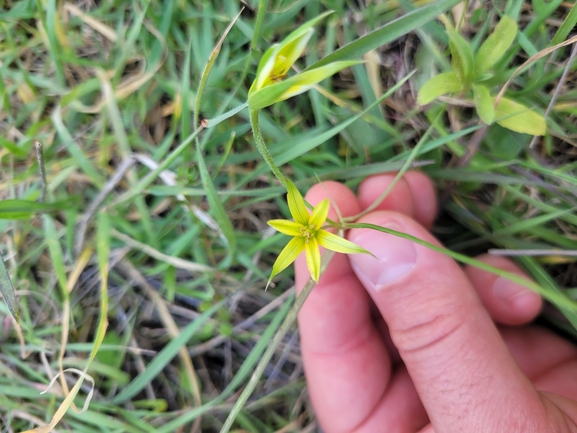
[267,237,305,289]
[304,237,321,282]
[286,179,310,225]
[309,198,329,229]
[274,28,314,77]
[268,219,303,237]
[317,230,371,255]
[248,60,363,110]
[250,44,281,94]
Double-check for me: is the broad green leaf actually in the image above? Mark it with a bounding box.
[447,29,474,84]
[474,16,517,75]
[306,0,462,69]
[0,198,75,220]
[473,84,494,124]
[494,97,546,135]
[417,71,463,105]
[248,60,362,110]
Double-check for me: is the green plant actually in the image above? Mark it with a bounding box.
[417,15,546,135]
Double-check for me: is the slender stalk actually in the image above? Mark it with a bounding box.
[249,109,286,186]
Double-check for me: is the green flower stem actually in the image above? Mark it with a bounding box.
[342,222,577,310]
[249,109,286,186]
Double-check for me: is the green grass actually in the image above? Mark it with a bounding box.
[1,0,577,431]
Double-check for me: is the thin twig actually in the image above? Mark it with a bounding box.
[489,249,577,257]
[74,156,136,258]
[530,42,577,149]
[440,125,489,206]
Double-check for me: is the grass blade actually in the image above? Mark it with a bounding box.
[305,0,462,70]
[0,252,19,324]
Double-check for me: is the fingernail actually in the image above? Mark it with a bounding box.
[349,223,417,290]
[493,277,527,302]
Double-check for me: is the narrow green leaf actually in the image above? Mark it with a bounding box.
[282,10,334,46]
[43,215,68,296]
[474,16,517,75]
[550,3,577,46]
[346,222,577,310]
[0,253,19,323]
[417,71,463,105]
[0,137,27,157]
[250,0,269,51]
[494,97,546,136]
[447,29,474,84]
[473,84,494,124]
[0,198,74,218]
[197,149,237,258]
[306,0,462,69]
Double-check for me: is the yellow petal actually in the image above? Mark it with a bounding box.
[286,179,310,225]
[268,219,303,237]
[309,198,329,228]
[304,237,321,282]
[250,44,281,94]
[268,236,305,286]
[274,28,314,77]
[247,60,363,110]
[317,230,371,255]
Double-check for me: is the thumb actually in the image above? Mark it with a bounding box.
[347,211,551,432]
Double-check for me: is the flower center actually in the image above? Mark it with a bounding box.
[300,224,315,243]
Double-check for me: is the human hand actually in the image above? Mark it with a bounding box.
[295,172,577,433]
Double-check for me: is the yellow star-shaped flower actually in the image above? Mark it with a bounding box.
[267,180,369,286]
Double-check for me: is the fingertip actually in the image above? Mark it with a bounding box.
[305,181,361,220]
[358,174,414,216]
[465,254,542,326]
[358,172,437,228]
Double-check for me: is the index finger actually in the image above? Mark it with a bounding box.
[295,181,392,432]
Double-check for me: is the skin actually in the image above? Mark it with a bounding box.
[294,172,577,433]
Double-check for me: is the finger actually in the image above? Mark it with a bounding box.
[295,181,393,432]
[347,212,552,432]
[464,254,542,325]
[534,359,577,400]
[502,326,577,380]
[358,171,437,229]
[355,366,429,433]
